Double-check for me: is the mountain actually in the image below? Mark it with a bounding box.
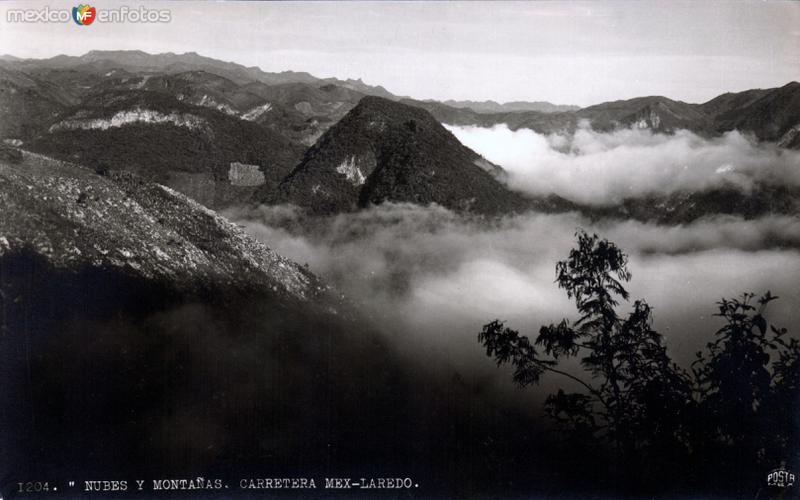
[10,50,398,98]
[1,149,548,485]
[407,98,578,134]
[711,81,800,144]
[12,50,320,86]
[5,51,798,155]
[416,84,800,148]
[1,50,798,221]
[3,50,405,148]
[0,149,426,476]
[698,88,771,118]
[0,52,379,166]
[135,70,267,114]
[241,81,367,145]
[272,95,798,223]
[0,65,71,140]
[25,87,305,209]
[411,95,713,136]
[594,183,800,225]
[579,83,800,141]
[575,96,712,133]
[5,51,798,149]
[273,96,538,215]
[0,151,324,297]
[320,76,399,100]
[0,55,376,209]
[441,99,579,114]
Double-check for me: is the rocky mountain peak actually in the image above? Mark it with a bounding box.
[273,96,534,215]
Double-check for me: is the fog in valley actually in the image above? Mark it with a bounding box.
[445,123,800,205]
[2,1,797,494]
[228,121,800,391]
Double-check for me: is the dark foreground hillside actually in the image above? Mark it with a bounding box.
[0,152,561,498]
[0,152,406,476]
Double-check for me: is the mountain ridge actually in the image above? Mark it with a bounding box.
[0,150,328,300]
[441,99,579,114]
[2,50,594,119]
[4,51,798,146]
[274,96,540,215]
[1,50,798,221]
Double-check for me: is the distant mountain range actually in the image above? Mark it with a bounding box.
[408,83,800,144]
[1,49,798,222]
[440,99,579,114]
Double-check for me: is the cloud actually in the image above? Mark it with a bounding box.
[444,123,800,206]
[227,204,800,371]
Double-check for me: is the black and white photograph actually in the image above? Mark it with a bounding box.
[0,1,799,498]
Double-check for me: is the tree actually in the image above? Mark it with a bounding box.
[479,229,799,494]
[689,292,799,489]
[479,230,691,468]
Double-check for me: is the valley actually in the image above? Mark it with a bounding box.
[0,47,798,498]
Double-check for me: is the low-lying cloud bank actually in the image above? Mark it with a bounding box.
[228,204,800,372]
[444,123,800,206]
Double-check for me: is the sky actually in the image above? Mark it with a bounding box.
[0,0,798,106]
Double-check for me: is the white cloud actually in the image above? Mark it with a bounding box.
[228,204,800,372]
[445,123,800,206]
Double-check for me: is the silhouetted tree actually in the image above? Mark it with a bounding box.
[479,230,691,475]
[479,229,799,494]
[689,292,799,491]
